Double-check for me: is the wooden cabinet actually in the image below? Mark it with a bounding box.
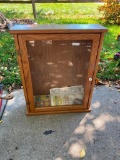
[10,24,107,115]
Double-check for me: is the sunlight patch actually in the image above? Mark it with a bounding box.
[92,101,100,108]
[68,143,82,158]
[74,125,85,134]
[93,114,113,130]
[55,157,63,160]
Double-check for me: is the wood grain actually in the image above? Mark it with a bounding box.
[10,25,107,115]
[18,35,35,113]
[10,24,107,34]
[87,33,105,109]
[26,108,91,116]
[13,34,30,113]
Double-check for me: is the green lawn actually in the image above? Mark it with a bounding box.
[0,3,120,87]
[0,3,103,20]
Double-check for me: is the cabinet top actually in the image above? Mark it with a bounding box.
[10,24,107,34]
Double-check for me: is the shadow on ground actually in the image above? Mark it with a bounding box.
[0,85,120,160]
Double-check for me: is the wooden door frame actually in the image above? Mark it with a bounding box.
[18,33,100,114]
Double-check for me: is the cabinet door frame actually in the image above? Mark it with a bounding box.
[18,33,100,114]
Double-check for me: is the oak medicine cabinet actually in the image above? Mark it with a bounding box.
[10,24,107,115]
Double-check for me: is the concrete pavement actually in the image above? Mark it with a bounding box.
[0,85,120,160]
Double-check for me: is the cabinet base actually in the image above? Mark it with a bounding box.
[26,108,91,116]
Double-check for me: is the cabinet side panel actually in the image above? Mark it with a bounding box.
[13,34,30,112]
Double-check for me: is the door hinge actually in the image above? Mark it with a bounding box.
[17,50,22,56]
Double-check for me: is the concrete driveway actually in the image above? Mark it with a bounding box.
[0,85,120,160]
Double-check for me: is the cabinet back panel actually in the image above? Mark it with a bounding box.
[26,40,92,95]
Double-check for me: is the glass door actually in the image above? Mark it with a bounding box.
[18,34,100,113]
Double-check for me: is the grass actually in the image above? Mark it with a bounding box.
[0,3,103,25]
[98,24,120,80]
[0,3,120,87]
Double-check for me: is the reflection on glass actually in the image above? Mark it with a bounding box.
[26,40,92,108]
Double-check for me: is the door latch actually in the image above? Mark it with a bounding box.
[89,78,92,81]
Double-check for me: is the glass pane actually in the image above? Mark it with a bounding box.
[26,40,92,108]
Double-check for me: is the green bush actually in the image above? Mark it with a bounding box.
[0,32,21,88]
[98,0,120,24]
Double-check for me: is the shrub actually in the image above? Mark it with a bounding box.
[0,32,21,88]
[98,0,120,24]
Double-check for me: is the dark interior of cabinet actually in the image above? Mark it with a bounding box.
[26,40,92,95]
